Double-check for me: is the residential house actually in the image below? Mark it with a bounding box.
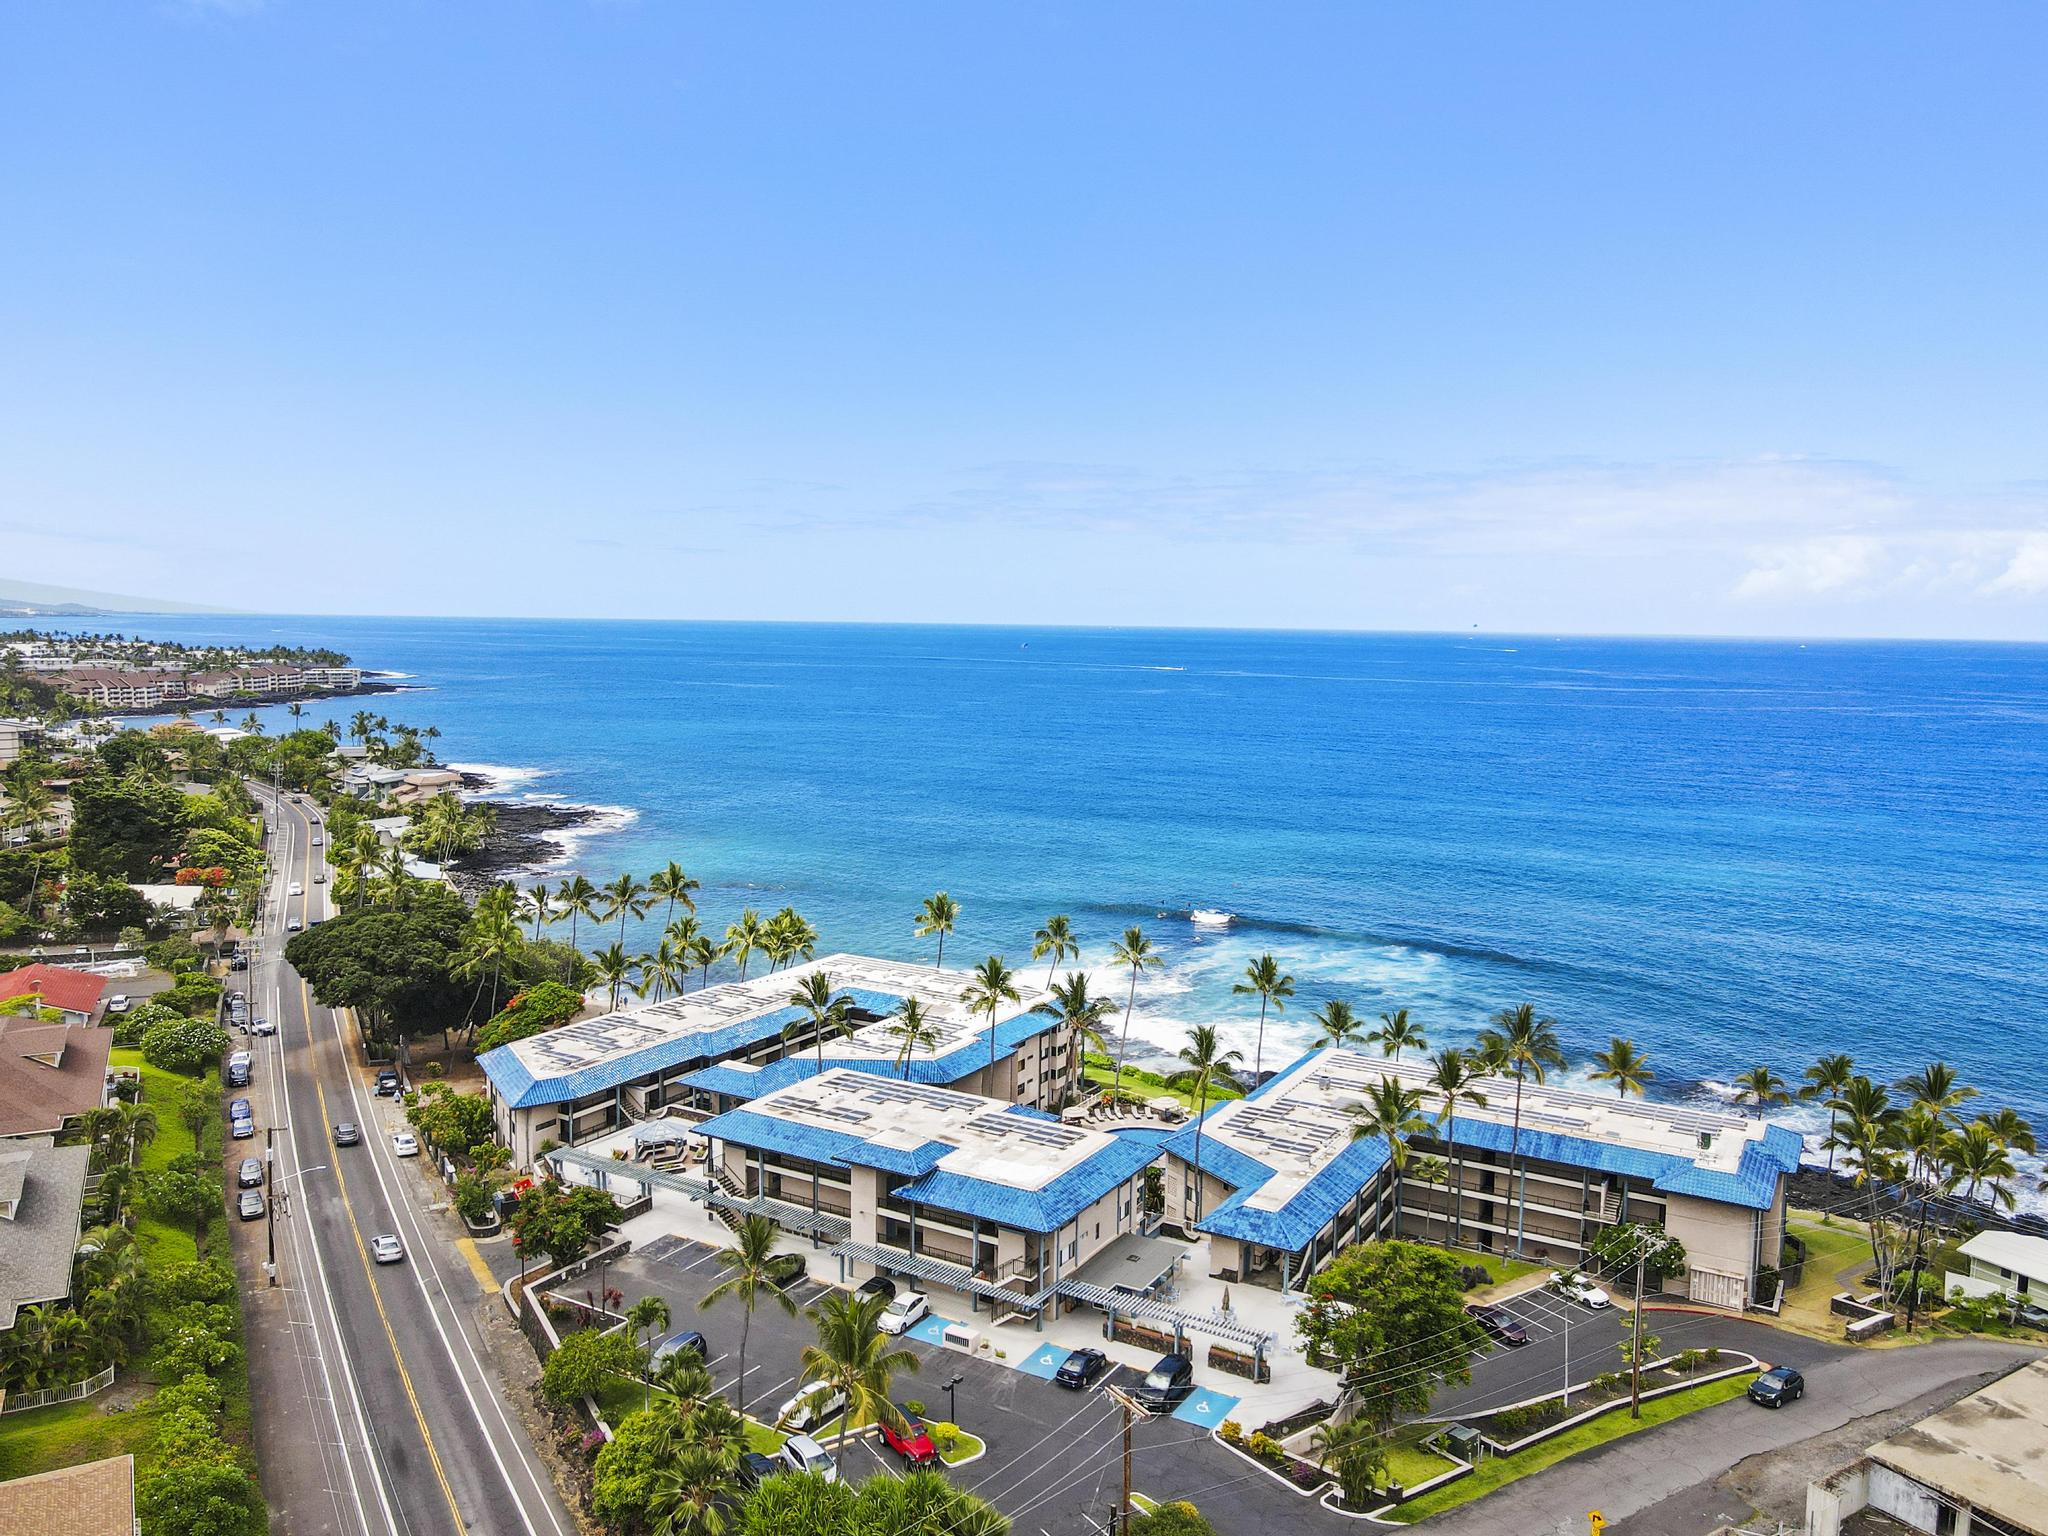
[1946,1230,2048,1309]
[0,717,44,767]
[0,1452,138,1536]
[0,1011,113,1140]
[0,964,109,1026]
[0,1136,93,1332]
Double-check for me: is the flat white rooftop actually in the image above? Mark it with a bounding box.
[505,952,1046,1079]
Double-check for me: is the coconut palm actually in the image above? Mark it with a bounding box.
[1107,927,1158,1101]
[698,1214,799,1418]
[1368,1007,1425,1062]
[592,942,639,1011]
[1896,1062,1977,1123]
[1948,1121,2017,1211]
[723,909,766,981]
[784,971,853,1070]
[601,873,650,943]
[961,955,1020,1079]
[523,881,554,943]
[555,874,601,952]
[1233,954,1295,1079]
[1588,1038,1654,1099]
[1309,1000,1369,1051]
[649,862,700,930]
[1474,1003,1567,1256]
[641,938,688,1002]
[1975,1106,2037,1155]
[799,1291,919,1449]
[1424,1047,1487,1245]
[1035,972,1117,1103]
[885,996,942,1078]
[914,892,959,968]
[1351,1076,1430,1238]
[1167,1025,1244,1228]
[626,1294,672,1409]
[685,933,719,989]
[1800,1053,1858,1176]
[1031,914,1079,988]
[1733,1065,1790,1118]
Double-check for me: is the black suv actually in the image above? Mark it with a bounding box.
[1465,1304,1530,1347]
[1132,1354,1194,1412]
[1748,1366,1805,1408]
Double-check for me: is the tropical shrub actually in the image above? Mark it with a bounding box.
[141,1014,231,1075]
[540,1327,642,1406]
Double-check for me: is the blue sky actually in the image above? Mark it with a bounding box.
[3,2,2045,637]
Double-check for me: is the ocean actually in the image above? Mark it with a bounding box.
[56,616,2048,1200]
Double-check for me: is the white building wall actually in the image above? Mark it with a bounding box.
[1867,1464,1943,1535]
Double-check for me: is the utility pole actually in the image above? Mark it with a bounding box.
[265,1126,278,1284]
[1105,1383,1152,1536]
[1628,1246,1647,1419]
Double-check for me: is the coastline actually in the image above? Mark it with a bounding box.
[441,761,639,894]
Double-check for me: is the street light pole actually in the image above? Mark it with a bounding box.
[943,1372,963,1425]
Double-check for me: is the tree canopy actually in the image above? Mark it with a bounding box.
[284,883,475,1043]
[69,768,190,878]
[509,1181,622,1270]
[1295,1240,1487,1427]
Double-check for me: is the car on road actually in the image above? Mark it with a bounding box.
[370,1234,405,1264]
[777,1433,837,1483]
[312,836,324,847]
[392,1131,419,1157]
[649,1330,710,1373]
[1055,1347,1110,1389]
[315,872,327,883]
[238,1189,266,1221]
[230,954,248,971]
[333,1121,360,1146]
[249,1017,275,1036]
[735,1451,780,1489]
[1550,1270,1613,1309]
[228,1097,252,1120]
[2012,1300,2048,1330]
[854,1275,897,1304]
[1748,1366,1805,1408]
[1133,1353,1196,1412]
[374,1069,402,1097]
[1465,1304,1530,1346]
[237,1157,265,1189]
[877,1290,929,1335]
[777,1384,850,1437]
[287,882,304,897]
[105,995,131,1015]
[286,919,302,932]
[229,1116,255,1140]
[877,1408,939,1467]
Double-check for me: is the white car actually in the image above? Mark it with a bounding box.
[1550,1270,1612,1308]
[287,882,304,897]
[392,1131,419,1157]
[776,1383,849,1437]
[778,1432,838,1482]
[105,996,131,1015]
[286,919,303,933]
[371,1234,405,1264]
[877,1290,929,1335]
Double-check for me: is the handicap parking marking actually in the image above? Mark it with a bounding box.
[1016,1343,1070,1381]
[905,1313,958,1347]
[1171,1386,1240,1428]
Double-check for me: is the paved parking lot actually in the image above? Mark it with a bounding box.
[605,1235,1303,1536]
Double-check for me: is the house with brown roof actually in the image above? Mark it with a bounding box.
[0,963,108,1025]
[0,1014,112,1141]
[0,1136,92,1331]
[0,1452,137,1536]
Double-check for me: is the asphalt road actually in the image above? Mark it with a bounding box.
[241,787,572,1536]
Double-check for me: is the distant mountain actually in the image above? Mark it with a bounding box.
[0,576,232,616]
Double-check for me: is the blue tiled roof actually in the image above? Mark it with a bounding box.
[676,1006,1059,1104]
[893,1133,1162,1234]
[695,1106,956,1177]
[480,986,920,1110]
[1200,1134,1391,1251]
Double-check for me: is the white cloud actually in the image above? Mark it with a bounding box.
[1986,533,2048,596]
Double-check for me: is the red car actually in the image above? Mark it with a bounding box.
[877,1409,938,1467]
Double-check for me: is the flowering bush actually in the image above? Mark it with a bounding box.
[174,867,232,887]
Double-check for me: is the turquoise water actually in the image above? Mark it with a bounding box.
[65,616,2048,1182]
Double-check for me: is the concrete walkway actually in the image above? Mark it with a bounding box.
[1419,1339,2041,1536]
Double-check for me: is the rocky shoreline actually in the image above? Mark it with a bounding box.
[444,799,599,893]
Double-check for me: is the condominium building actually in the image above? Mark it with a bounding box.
[1161,1046,1800,1308]
[53,668,190,709]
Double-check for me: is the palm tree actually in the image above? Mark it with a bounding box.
[1032,914,1079,988]
[1035,973,1116,1104]
[287,701,304,727]
[885,996,942,1078]
[1800,1053,1857,1176]
[627,1294,672,1409]
[698,1214,798,1418]
[642,937,688,1002]
[601,873,650,943]
[1896,1062,1977,1123]
[1233,954,1295,1079]
[1107,926,1158,1101]
[1588,1038,1653,1099]
[1733,1065,1790,1118]
[1351,1076,1430,1238]
[1368,1007,1426,1062]
[1975,1106,2037,1155]
[1309,1000,1368,1051]
[914,892,959,968]
[455,886,524,1021]
[555,874,601,952]
[799,1291,919,1450]
[785,971,852,1070]
[592,942,639,1011]
[647,1449,730,1536]
[685,933,719,989]
[522,881,554,943]
[1474,1003,1567,1256]
[1948,1121,2018,1211]
[1424,1047,1487,1245]
[1167,1025,1243,1229]
[649,862,700,930]
[724,908,766,980]
[961,955,1020,1080]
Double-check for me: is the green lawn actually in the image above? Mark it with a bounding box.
[1446,1251,1544,1289]
[0,1394,164,1482]
[1080,1054,1245,1111]
[1382,1438,1458,1491]
[1390,1373,1756,1522]
[1779,1215,1879,1339]
[939,1429,985,1465]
